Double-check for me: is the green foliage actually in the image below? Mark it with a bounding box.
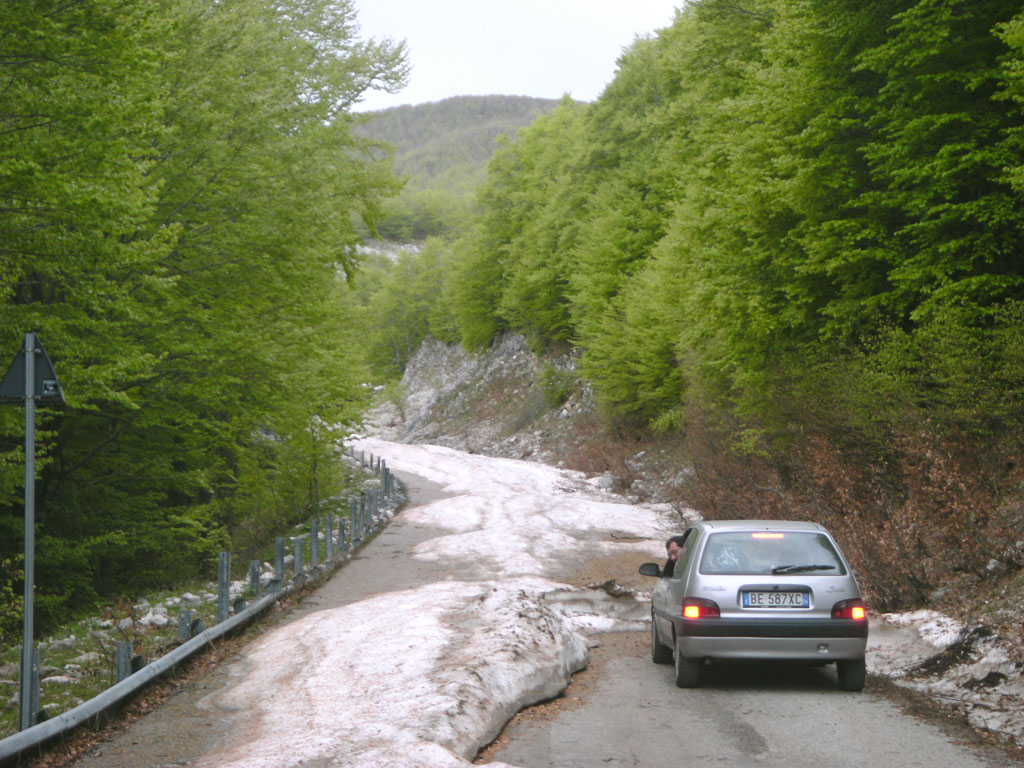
[0,558,21,647]
[538,363,576,408]
[438,0,1024,461]
[351,239,458,378]
[0,0,406,629]
[446,224,507,352]
[355,95,563,240]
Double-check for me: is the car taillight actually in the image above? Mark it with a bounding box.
[831,598,867,620]
[682,598,721,619]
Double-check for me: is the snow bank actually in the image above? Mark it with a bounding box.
[869,610,1024,746]
[194,438,670,768]
[204,581,586,768]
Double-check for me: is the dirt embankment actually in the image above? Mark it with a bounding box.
[368,333,1024,644]
[366,332,1024,757]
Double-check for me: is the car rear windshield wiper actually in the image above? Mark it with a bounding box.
[771,564,838,574]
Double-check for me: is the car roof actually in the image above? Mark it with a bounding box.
[697,519,828,533]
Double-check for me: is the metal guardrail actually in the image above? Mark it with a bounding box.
[0,588,287,767]
[0,447,399,767]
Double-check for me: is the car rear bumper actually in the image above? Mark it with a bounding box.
[672,617,868,661]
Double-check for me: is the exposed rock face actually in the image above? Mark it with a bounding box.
[364,333,590,467]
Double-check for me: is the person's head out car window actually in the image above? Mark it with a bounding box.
[662,533,688,578]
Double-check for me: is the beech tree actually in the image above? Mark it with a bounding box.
[442,0,1024,445]
[0,0,408,634]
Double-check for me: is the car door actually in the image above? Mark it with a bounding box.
[652,527,695,644]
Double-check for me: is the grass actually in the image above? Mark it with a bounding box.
[0,582,224,739]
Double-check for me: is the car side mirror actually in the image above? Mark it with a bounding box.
[638,562,662,578]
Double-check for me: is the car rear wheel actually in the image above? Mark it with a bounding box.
[837,657,866,691]
[673,638,701,688]
[651,616,672,664]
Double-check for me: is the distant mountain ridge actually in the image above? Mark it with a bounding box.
[357,95,563,192]
[354,95,563,240]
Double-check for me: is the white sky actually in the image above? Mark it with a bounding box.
[352,0,682,112]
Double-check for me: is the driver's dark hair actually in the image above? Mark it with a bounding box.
[665,534,687,550]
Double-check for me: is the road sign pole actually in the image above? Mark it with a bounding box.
[1,331,66,731]
[18,332,36,731]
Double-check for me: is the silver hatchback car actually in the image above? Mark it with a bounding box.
[639,520,868,690]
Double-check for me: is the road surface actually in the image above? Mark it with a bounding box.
[63,448,1020,768]
[481,630,1019,767]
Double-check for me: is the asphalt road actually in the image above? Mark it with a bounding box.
[66,469,463,768]
[62,463,1022,768]
[483,632,1021,768]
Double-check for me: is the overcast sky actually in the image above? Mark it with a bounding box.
[352,0,681,112]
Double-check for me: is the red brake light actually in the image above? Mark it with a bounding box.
[682,597,721,619]
[831,598,867,620]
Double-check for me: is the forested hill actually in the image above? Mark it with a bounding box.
[358,95,561,186]
[355,95,562,239]
[359,0,1024,617]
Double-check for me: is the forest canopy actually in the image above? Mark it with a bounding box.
[0,0,408,640]
[440,0,1024,446]
[395,0,1024,606]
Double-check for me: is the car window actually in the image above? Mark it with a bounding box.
[698,531,847,576]
[670,529,695,578]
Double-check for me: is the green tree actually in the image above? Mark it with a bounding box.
[0,0,408,633]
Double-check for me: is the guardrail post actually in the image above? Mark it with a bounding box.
[293,537,303,575]
[249,559,260,596]
[177,609,194,643]
[270,537,284,592]
[338,518,347,555]
[325,514,334,562]
[116,641,133,682]
[310,518,320,567]
[217,551,231,623]
[350,498,360,547]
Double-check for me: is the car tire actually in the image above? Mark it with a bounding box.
[651,616,672,664]
[837,657,866,691]
[673,638,701,688]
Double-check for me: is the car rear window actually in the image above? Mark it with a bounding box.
[698,531,847,576]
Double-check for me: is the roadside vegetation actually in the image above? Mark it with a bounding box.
[0,0,408,644]
[361,0,1024,622]
[3,0,1024,724]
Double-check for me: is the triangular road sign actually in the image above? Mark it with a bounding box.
[0,333,66,405]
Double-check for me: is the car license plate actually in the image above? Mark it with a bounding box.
[742,591,810,608]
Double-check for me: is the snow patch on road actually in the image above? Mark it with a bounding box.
[197,437,1024,767]
[196,438,668,768]
[204,581,586,768]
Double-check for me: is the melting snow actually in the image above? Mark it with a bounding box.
[195,438,1022,767]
